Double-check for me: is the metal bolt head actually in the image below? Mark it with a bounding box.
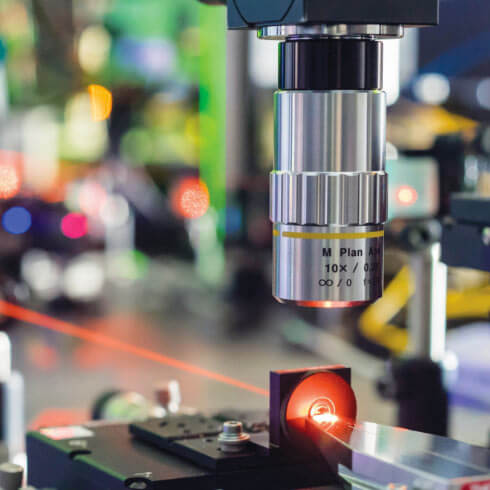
[126,471,152,489]
[218,420,250,453]
[222,421,243,436]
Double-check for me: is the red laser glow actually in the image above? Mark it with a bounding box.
[0,301,268,397]
[296,300,369,309]
[311,411,339,427]
[308,397,339,429]
[286,371,356,428]
[396,185,418,206]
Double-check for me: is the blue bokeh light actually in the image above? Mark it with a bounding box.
[2,206,32,235]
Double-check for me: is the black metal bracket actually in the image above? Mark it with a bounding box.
[199,0,439,30]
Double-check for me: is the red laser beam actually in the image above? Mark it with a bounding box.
[0,301,269,397]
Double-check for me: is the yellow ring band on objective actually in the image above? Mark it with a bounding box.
[276,230,384,240]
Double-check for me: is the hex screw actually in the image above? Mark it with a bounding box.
[217,421,250,453]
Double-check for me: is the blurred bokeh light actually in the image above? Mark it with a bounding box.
[396,185,419,206]
[0,152,22,199]
[171,177,210,220]
[61,212,88,239]
[2,206,31,234]
[88,84,113,122]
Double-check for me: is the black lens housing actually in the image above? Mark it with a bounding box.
[279,39,383,91]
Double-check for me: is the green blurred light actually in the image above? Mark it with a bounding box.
[110,249,149,282]
[198,4,226,241]
[121,128,154,165]
[194,4,227,285]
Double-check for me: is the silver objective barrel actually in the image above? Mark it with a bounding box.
[271,90,387,307]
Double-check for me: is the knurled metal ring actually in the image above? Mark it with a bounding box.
[270,171,387,226]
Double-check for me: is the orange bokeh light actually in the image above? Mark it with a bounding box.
[88,84,112,122]
[0,165,21,199]
[171,177,210,219]
[396,185,418,206]
[0,151,22,199]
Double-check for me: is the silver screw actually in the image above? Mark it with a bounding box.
[217,421,250,453]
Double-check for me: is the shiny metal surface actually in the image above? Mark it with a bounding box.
[258,24,404,40]
[408,243,448,361]
[270,171,387,226]
[274,91,386,173]
[307,418,490,490]
[273,224,384,305]
[218,421,251,453]
[271,91,387,306]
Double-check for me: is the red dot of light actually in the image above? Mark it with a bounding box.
[61,213,88,239]
[171,177,210,219]
[396,185,418,206]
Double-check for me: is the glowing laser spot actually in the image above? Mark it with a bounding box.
[88,84,112,122]
[312,412,339,426]
[308,397,338,429]
[0,301,268,397]
[285,372,357,428]
[396,185,418,206]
